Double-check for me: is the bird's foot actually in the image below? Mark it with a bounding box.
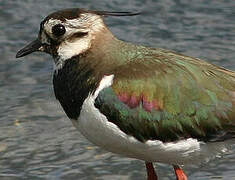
[173,165,187,180]
[145,162,158,180]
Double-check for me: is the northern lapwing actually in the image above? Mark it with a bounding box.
[16,8,235,180]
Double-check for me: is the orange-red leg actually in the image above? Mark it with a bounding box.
[145,162,158,180]
[173,165,188,180]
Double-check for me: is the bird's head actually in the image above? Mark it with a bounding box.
[16,8,140,62]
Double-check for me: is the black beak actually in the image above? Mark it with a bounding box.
[16,39,43,58]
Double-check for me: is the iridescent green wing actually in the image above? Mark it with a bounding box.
[95,49,235,142]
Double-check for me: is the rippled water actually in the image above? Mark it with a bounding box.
[1,0,235,179]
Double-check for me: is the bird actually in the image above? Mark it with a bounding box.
[16,8,235,180]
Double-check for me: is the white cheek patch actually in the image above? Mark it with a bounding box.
[57,36,91,60]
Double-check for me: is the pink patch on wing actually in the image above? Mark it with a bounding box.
[117,93,129,103]
[117,93,141,108]
[127,94,141,108]
[117,92,161,112]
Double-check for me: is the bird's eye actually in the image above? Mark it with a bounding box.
[52,24,66,37]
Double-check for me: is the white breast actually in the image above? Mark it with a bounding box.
[71,75,229,165]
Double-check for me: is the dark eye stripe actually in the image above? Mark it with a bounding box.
[67,32,88,42]
[73,32,88,38]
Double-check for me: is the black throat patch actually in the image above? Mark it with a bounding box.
[53,55,101,120]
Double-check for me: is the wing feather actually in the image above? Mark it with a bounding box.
[95,49,235,142]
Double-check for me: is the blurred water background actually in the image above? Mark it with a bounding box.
[0,0,235,179]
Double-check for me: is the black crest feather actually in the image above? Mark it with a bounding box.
[94,10,141,16]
